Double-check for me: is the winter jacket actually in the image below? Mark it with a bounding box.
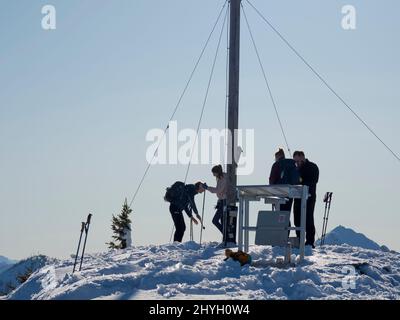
[298,159,319,198]
[182,184,199,217]
[207,173,227,200]
[269,158,299,185]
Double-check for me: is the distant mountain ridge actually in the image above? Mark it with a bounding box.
[0,256,17,265]
[0,256,17,274]
[317,225,388,251]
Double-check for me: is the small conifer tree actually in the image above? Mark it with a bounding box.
[107,198,132,249]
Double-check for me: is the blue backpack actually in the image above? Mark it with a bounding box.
[278,159,300,185]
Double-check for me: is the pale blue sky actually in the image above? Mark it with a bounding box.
[1,0,399,260]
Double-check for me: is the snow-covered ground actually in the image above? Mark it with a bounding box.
[1,237,399,300]
[0,255,57,296]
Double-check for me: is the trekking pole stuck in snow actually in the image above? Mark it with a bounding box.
[169,225,175,243]
[199,191,206,245]
[73,222,85,273]
[190,219,193,241]
[222,204,228,247]
[320,192,333,246]
[72,213,92,272]
[79,213,92,271]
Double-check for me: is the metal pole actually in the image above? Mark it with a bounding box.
[226,0,240,206]
[225,0,241,243]
[79,214,92,272]
[222,203,228,246]
[238,196,244,251]
[299,186,309,261]
[321,192,333,246]
[244,199,249,252]
[323,193,333,245]
[321,192,329,246]
[169,225,175,243]
[199,192,206,245]
[72,222,85,273]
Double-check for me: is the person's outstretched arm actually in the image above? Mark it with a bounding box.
[207,177,226,195]
[189,194,199,215]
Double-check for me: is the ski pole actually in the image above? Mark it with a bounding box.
[79,214,92,272]
[222,201,228,247]
[323,193,333,245]
[199,191,206,245]
[169,225,175,243]
[321,192,329,245]
[190,219,193,241]
[321,192,331,246]
[321,192,333,246]
[326,193,334,242]
[321,193,329,246]
[73,222,85,273]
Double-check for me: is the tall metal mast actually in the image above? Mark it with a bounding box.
[224,0,241,244]
[226,0,240,206]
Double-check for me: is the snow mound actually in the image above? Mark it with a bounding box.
[3,242,400,300]
[0,255,58,297]
[316,226,386,251]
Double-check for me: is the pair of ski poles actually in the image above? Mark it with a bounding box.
[73,214,92,273]
[320,192,333,246]
[188,192,207,244]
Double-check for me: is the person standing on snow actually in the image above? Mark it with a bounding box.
[202,165,227,236]
[166,182,204,243]
[293,151,319,248]
[269,148,299,213]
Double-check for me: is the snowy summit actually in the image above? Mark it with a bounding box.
[1,226,399,300]
[316,226,388,251]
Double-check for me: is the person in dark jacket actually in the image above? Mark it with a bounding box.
[169,182,204,242]
[293,151,319,248]
[269,148,298,212]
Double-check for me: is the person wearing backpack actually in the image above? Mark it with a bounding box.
[293,151,319,248]
[269,148,299,212]
[164,181,204,242]
[202,165,227,235]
